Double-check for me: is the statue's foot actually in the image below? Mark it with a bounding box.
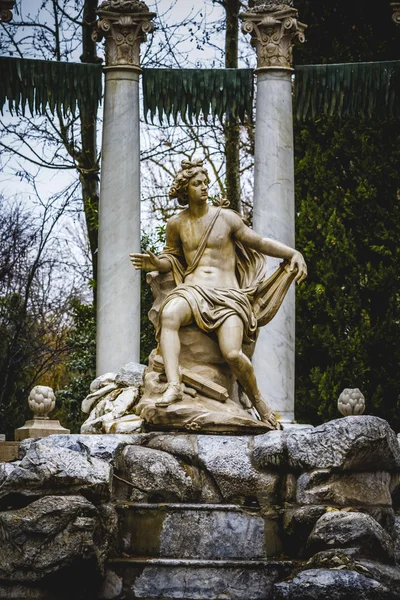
[155,381,183,407]
[253,395,280,429]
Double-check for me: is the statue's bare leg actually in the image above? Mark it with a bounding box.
[157,297,193,407]
[217,316,278,428]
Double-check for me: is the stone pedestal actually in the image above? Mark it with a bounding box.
[0,416,399,599]
[14,419,69,441]
[0,441,19,462]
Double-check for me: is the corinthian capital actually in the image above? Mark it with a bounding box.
[0,0,16,22]
[240,1,306,71]
[391,3,400,25]
[92,0,156,70]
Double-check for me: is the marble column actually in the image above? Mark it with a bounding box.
[93,0,155,375]
[241,1,306,423]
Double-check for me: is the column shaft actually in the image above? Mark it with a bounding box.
[97,69,141,375]
[252,70,295,423]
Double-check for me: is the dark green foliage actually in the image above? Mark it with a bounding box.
[0,294,38,439]
[293,0,400,426]
[142,68,254,125]
[56,301,96,433]
[294,117,400,426]
[295,61,400,121]
[0,57,102,117]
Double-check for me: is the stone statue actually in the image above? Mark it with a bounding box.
[130,159,307,432]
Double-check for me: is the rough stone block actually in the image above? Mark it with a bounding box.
[273,568,394,600]
[115,362,145,388]
[117,503,281,560]
[19,433,141,465]
[286,416,400,471]
[100,560,293,600]
[307,511,394,562]
[0,496,117,582]
[253,430,289,469]
[197,435,279,506]
[296,470,392,506]
[117,445,195,503]
[0,440,112,504]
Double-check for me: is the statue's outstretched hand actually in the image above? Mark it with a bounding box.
[289,251,307,284]
[130,249,162,271]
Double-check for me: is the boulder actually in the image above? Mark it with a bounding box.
[273,568,394,600]
[286,416,400,471]
[307,511,394,562]
[117,445,195,502]
[0,495,117,582]
[283,506,328,556]
[19,434,143,464]
[394,516,400,564]
[0,440,112,504]
[296,470,392,506]
[197,435,279,506]
[115,362,146,388]
[253,430,290,469]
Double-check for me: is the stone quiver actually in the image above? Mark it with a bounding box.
[1,415,400,599]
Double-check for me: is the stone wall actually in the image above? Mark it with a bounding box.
[0,417,400,598]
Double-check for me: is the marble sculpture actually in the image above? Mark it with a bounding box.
[130,159,307,433]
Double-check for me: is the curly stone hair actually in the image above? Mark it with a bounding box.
[169,158,210,206]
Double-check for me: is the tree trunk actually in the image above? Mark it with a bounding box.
[79,0,100,302]
[224,0,241,213]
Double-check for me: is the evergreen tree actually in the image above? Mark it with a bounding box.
[293,0,400,425]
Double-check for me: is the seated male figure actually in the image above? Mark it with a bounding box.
[131,159,307,429]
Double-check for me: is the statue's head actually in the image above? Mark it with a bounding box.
[169,158,210,206]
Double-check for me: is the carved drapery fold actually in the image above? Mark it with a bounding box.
[92,0,155,70]
[240,1,306,70]
[0,0,15,22]
[391,2,400,25]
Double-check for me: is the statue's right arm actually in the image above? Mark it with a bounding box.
[129,219,178,272]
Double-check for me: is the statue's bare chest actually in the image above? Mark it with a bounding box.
[179,214,231,253]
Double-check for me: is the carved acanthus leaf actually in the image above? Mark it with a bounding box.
[391,2,400,25]
[97,0,149,13]
[92,0,155,68]
[240,5,306,69]
[0,0,15,22]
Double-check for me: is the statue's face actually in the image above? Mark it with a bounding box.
[187,172,208,204]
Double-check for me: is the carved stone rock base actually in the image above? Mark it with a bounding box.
[135,371,274,434]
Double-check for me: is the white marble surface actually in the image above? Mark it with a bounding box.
[252,70,295,422]
[97,69,141,375]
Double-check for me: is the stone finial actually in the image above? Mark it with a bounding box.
[92,0,156,70]
[337,388,366,416]
[28,385,56,419]
[15,385,69,441]
[240,1,306,70]
[0,0,15,22]
[391,3,400,25]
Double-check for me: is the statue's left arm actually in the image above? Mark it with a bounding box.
[230,212,307,283]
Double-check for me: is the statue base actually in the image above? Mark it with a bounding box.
[15,418,70,441]
[0,416,399,599]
